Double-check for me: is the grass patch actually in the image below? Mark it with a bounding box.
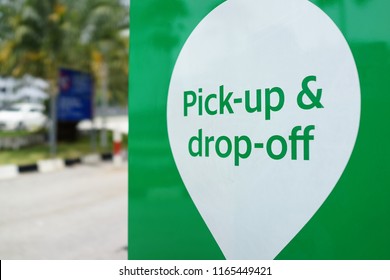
[0,130,37,138]
[0,130,127,165]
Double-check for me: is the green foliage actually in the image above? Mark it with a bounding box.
[0,0,129,105]
[0,133,110,165]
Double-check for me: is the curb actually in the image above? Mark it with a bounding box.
[0,165,19,180]
[0,152,118,180]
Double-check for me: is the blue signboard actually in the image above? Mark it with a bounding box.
[57,68,93,121]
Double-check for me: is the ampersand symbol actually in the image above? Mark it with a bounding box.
[297,75,324,110]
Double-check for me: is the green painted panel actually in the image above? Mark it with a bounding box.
[129,0,390,259]
[128,0,225,260]
[277,0,390,260]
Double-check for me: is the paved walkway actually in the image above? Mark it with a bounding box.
[0,162,127,259]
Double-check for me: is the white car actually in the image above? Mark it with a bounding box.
[0,103,47,131]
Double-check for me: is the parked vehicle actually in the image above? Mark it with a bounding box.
[0,103,47,131]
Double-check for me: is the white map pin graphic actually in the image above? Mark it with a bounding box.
[167,0,360,259]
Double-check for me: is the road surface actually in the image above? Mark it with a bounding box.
[0,162,127,259]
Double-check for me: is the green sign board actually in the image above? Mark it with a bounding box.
[129,0,390,259]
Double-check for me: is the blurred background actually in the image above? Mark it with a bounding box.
[0,0,129,259]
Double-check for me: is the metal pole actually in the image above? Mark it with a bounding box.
[100,62,108,148]
[49,93,57,157]
[91,118,97,152]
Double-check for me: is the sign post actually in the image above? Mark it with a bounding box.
[57,68,94,141]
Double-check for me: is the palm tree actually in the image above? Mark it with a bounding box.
[0,0,70,155]
[71,0,129,147]
[0,0,129,154]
